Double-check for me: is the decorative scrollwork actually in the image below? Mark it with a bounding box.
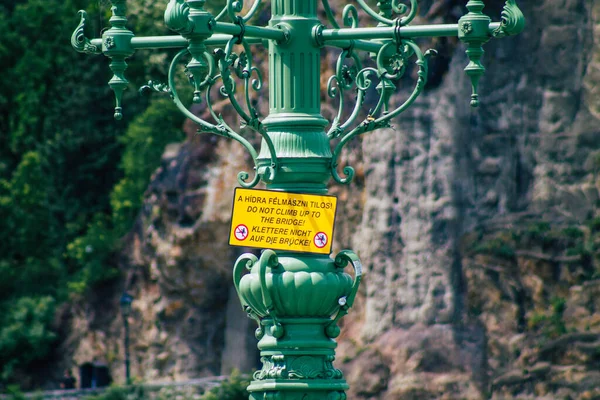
[71,11,100,54]
[254,355,288,380]
[324,355,344,380]
[215,0,263,23]
[342,5,359,29]
[493,0,526,38]
[164,0,193,35]
[327,48,362,140]
[325,250,363,338]
[151,49,267,188]
[142,39,279,188]
[232,254,264,338]
[330,40,435,184]
[212,36,278,183]
[321,0,341,29]
[139,81,172,97]
[322,0,418,28]
[288,356,325,379]
[256,249,284,338]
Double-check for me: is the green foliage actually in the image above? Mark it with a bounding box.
[0,0,185,387]
[200,371,250,400]
[527,297,567,339]
[78,373,250,400]
[110,97,184,234]
[0,297,57,380]
[3,385,27,400]
[590,216,600,233]
[474,218,600,281]
[66,215,120,294]
[561,226,584,240]
[473,236,515,260]
[84,385,146,400]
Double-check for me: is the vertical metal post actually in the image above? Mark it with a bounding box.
[124,316,131,385]
[257,0,331,192]
[235,2,358,399]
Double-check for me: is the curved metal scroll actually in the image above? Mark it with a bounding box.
[257,250,284,338]
[213,36,278,183]
[325,250,363,338]
[330,40,435,184]
[71,11,100,54]
[215,0,264,23]
[492,0,526,37]
[232,253,264,339]
[321,0,418,29]
[145,49,265,188]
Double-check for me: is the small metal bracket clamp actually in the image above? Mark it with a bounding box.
[234,16,246,45]
[312,24,325,48]
[344,39,355,57]
[393,18,402,45]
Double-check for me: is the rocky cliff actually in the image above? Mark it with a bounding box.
[65,1,600,398]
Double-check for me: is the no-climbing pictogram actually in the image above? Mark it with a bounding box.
[313,232,328,249]
[234,224,249,241]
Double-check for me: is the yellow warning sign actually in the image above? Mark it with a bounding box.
[229,188,337,254]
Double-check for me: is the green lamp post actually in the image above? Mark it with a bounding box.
[72,0,524,398]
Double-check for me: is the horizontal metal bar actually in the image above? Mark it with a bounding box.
[132,36,186,48]
[489,22,501,32]
[321,22,503,41]
[89,21,503,54]
[132,35,263,48]
[321,26,394,41]
[214,21,287,42]
[90,35,264,51]
[326,39,382,53]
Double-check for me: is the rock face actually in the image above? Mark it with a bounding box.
[67,0,600,398]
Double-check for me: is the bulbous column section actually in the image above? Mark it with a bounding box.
[234,250,362,399]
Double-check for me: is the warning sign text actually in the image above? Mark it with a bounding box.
[229,188,337,254]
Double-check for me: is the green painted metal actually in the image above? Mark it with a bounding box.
[72,0,524,398]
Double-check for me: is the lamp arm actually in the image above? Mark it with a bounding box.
[213,22,287,43]
[319,23,504,42]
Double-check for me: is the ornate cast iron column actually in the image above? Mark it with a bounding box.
[72,0,524,398]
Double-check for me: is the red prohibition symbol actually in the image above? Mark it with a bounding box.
[234,224,249,241]
[313,232,328,248]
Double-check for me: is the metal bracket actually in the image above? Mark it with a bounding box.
[325,250,363,338]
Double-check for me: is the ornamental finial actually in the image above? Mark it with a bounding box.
[459,0,491,107]
[104,0,134,119]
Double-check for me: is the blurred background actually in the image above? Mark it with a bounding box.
[0,0,599,399]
